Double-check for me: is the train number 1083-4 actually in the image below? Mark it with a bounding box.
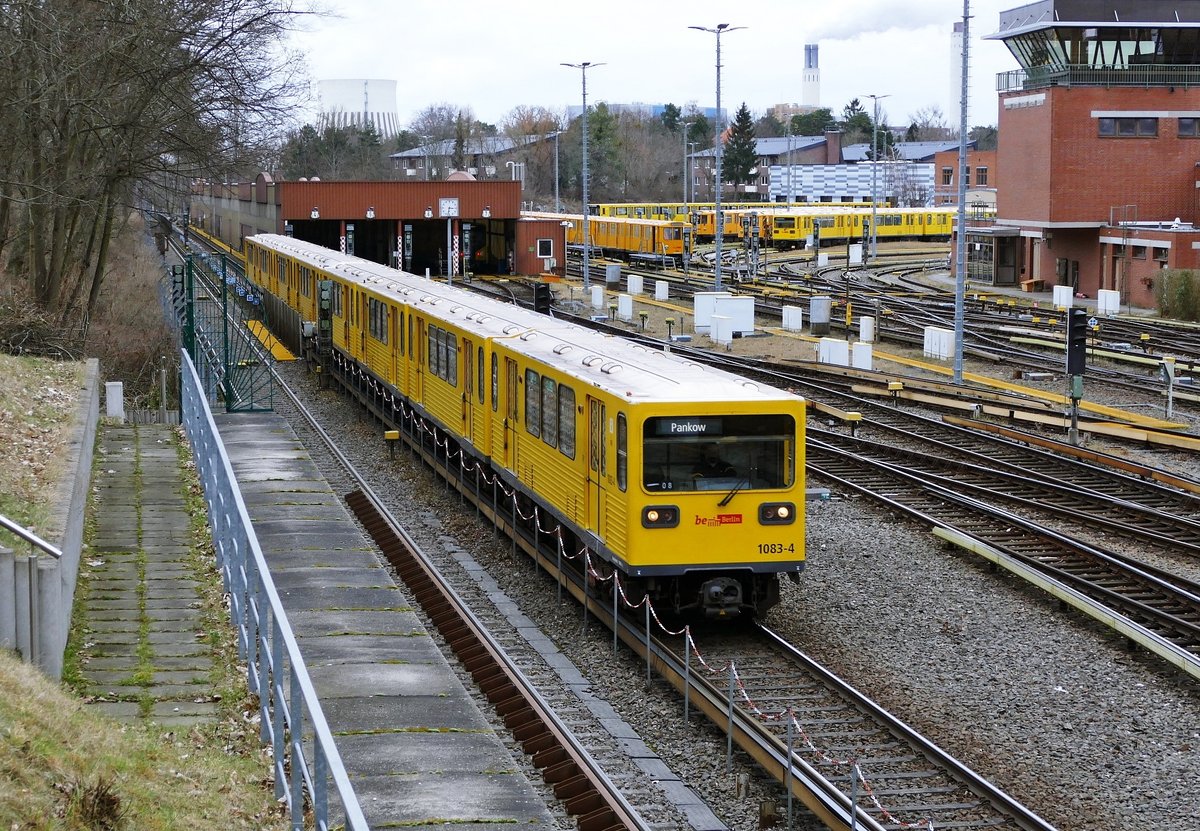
[757,542,796,555]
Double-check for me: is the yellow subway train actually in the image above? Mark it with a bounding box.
[692,206,955,249]
[244,234,806,618]
[523,211,690,262]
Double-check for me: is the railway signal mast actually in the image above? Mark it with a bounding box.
[1065,307,1088,444]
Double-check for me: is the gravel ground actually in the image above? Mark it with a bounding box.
[273,325,1200,831]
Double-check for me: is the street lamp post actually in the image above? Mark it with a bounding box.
[687,142,698,203]
[681,121,695,204]
[562,61,605,290]
[865,93,891,262]
[690,22,744,292]
[553,130,562,213]
[786,121,794,204]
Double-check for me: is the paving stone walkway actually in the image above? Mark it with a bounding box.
[75,422,219,727]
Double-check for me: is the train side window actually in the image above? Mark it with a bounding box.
[428,325,439,377]
[491,353,499,412]
[525,370,541,437]
[477,347,485,404]
[541,377,558,448]
[448,331,458,386]
[464,340,473,397]
[398,311,404,356]
[616,413,627,492]
[408,314,413,354]
[558,385,575,459]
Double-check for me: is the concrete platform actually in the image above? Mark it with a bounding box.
[213,410,555,829]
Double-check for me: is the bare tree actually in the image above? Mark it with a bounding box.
[0,0,312,325]
[905,105,954,141]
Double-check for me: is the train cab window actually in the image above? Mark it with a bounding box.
[616,413,627,492]
[428,326,439,377]
[641,414,794,492]
[541,377,558,448]
[525,369,541,437]
[558,385,575,459]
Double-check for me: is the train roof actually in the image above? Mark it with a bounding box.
[521,211,688,227]
[248,235,803,408]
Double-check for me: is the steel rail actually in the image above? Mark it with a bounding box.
[806,440,1200,678]
[269,364,650,831]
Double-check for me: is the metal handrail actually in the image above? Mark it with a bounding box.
[180,349,368,831]
[998,64,1200,92]
[0,515,63,559]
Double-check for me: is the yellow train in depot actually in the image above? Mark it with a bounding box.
[523,211,690,262]
[692,206,956,248]
[244,234,806,618]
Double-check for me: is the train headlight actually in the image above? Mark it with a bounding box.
[759,502,796,525]
[642,505,679,528]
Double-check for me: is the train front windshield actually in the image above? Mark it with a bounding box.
[642,415,795,492]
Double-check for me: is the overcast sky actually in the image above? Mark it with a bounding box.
[290,0,1020,132]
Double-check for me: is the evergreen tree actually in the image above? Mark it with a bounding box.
[791,108,835,136]
[723,102,759,199]
[451,112,468,171]
[660,103,682,133]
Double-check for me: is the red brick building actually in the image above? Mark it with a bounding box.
[969,0,1200,305]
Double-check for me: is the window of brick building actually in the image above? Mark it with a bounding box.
[1100,117,1158,137]
[1180,118,1199,137]
[941,167,953,186]
[976,167,989,186]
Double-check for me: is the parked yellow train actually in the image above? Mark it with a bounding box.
[692,206,955,249]
[523,211,690,262]
[244,234,806,618]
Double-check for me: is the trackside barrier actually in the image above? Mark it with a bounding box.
[336,356,935,831]
[180,350,367,831]
[0,518,63,677]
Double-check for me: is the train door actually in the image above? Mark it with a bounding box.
[359,292,368,361]
[503,357,518,470]
[415,317,426,402]
[462,336,474,443]
[394,310,404,391]
[586,397,606,536]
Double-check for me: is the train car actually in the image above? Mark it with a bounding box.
[763,206,958,249]
[244,234,806,618]
[523,211,690,261]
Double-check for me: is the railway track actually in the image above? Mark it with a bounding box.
[806,437,1200,675]
[808,426,1200,557]
[647,622,1058,831]
[178,240,654,831]
[178,232,1197,828]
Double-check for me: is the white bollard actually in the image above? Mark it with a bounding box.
[818,338,850,366]
[782,306,804,332]
[655,280,669,301]
[1097,289,1120,315]
[591,285,605,310]
[1052,284,1074,309]
[852,341,874,370]
[628,274,644,295]
[859,315,876,344]
[105,381,125,421]
[618,294,634,322]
